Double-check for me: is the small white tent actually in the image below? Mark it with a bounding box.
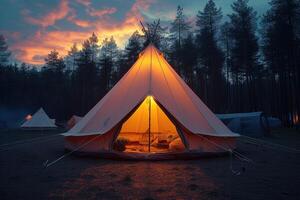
[21,108,57,130]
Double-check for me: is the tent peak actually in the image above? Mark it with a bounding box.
[143,44,164,57]
[37,107,46,113]
[143,43,157,51]
[65,42,238,138]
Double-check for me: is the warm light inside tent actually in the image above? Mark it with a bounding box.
[25,114,32,121]
[113,96,185,153]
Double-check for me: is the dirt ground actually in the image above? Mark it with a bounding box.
[0,129,300,200]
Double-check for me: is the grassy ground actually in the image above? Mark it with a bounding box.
[0,128,66,145]
[0,128,299,200]
[268,128,300,148]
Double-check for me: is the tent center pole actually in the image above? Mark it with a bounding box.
[148,97,151,152]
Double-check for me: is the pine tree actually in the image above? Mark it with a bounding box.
[261,0,300,126]
[75,35,99,114]
[44,50,65,72]
[66,43,79,72]
[170,6,191,48]
[220,22,234,111]
[169,5,191,75]
[141,19,167,49]
[228,0,259,111]
[181,34,197,87]
[195,0,225,112]
[89,32,99,62]
[119,31,143,77]
[0,34,11,66]
[42,50,67,119]
[99,36,118,92]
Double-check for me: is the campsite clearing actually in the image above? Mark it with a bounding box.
[0,129,299,200]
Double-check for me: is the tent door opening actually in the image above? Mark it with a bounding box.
[112,96,185,153]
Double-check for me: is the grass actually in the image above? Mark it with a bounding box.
[271,127,300,135]
[266,128,300,148]
[0,128,65,145]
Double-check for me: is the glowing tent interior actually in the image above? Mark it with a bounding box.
[115,96,185,153]
[63,44,239,159]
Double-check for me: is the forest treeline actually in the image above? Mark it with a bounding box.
[0,0,299,126]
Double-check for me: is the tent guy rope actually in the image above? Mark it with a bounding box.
[0,133,61,148]
[197,134,252,163]
[240,135,300,153]
[44,134,102,168]
[0,134,61,152]
[197,135,252,175]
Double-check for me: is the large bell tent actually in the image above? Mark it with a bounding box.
[63,44,239,159]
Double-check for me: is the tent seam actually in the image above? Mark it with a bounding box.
[84,48,148,135]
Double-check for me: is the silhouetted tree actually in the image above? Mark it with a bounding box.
[74,34,100,115]
[196,0,225,112]
[169,5,191,75]
[1,3,300,127]
[66,43,79,73]
[181,34,197,87]
[118,31,143,77]
[0,34,11,66]
[141,19,167,49]
[228,0,259,112]
[170,6,191,47]
[99,36,118,91]
[220,22,234,111]
[261,0,300,126]
[42,50,67,119]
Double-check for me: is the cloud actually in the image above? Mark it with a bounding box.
[24,0,70,27]
[76,0,117,18]
[67,9,93,28]
[11,0,156,65]
[67,2,117,28]
[76,0,91,7]
[0,30,21,41]
[32,55,45,63]
[130,0,155,16]
[88,7,117,17]
[11,30,89,64]
[70,18,92,28]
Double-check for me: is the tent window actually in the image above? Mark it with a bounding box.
[113,96,185,153]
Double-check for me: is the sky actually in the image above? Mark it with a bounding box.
[0,0,270,65]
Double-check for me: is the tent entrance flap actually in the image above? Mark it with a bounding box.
[113,96,185,153]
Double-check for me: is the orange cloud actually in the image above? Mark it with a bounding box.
[67,9,93,28]
[24,0,70,27]
[13,0,155,65]
[12,30,88,64]
[71,19,92,28]
[67,5,117,28]
[76,0,91,7]
[89,7,117,17]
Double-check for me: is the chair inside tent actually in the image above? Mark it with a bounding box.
[113,96,185,153]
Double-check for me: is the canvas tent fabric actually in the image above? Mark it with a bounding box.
[217,112,263,120]
[21,108,57,130]
[217,112,282,137]
[67,115,82,129]
[64,45,239,157]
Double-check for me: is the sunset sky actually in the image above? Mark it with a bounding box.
[0,0,269,65]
